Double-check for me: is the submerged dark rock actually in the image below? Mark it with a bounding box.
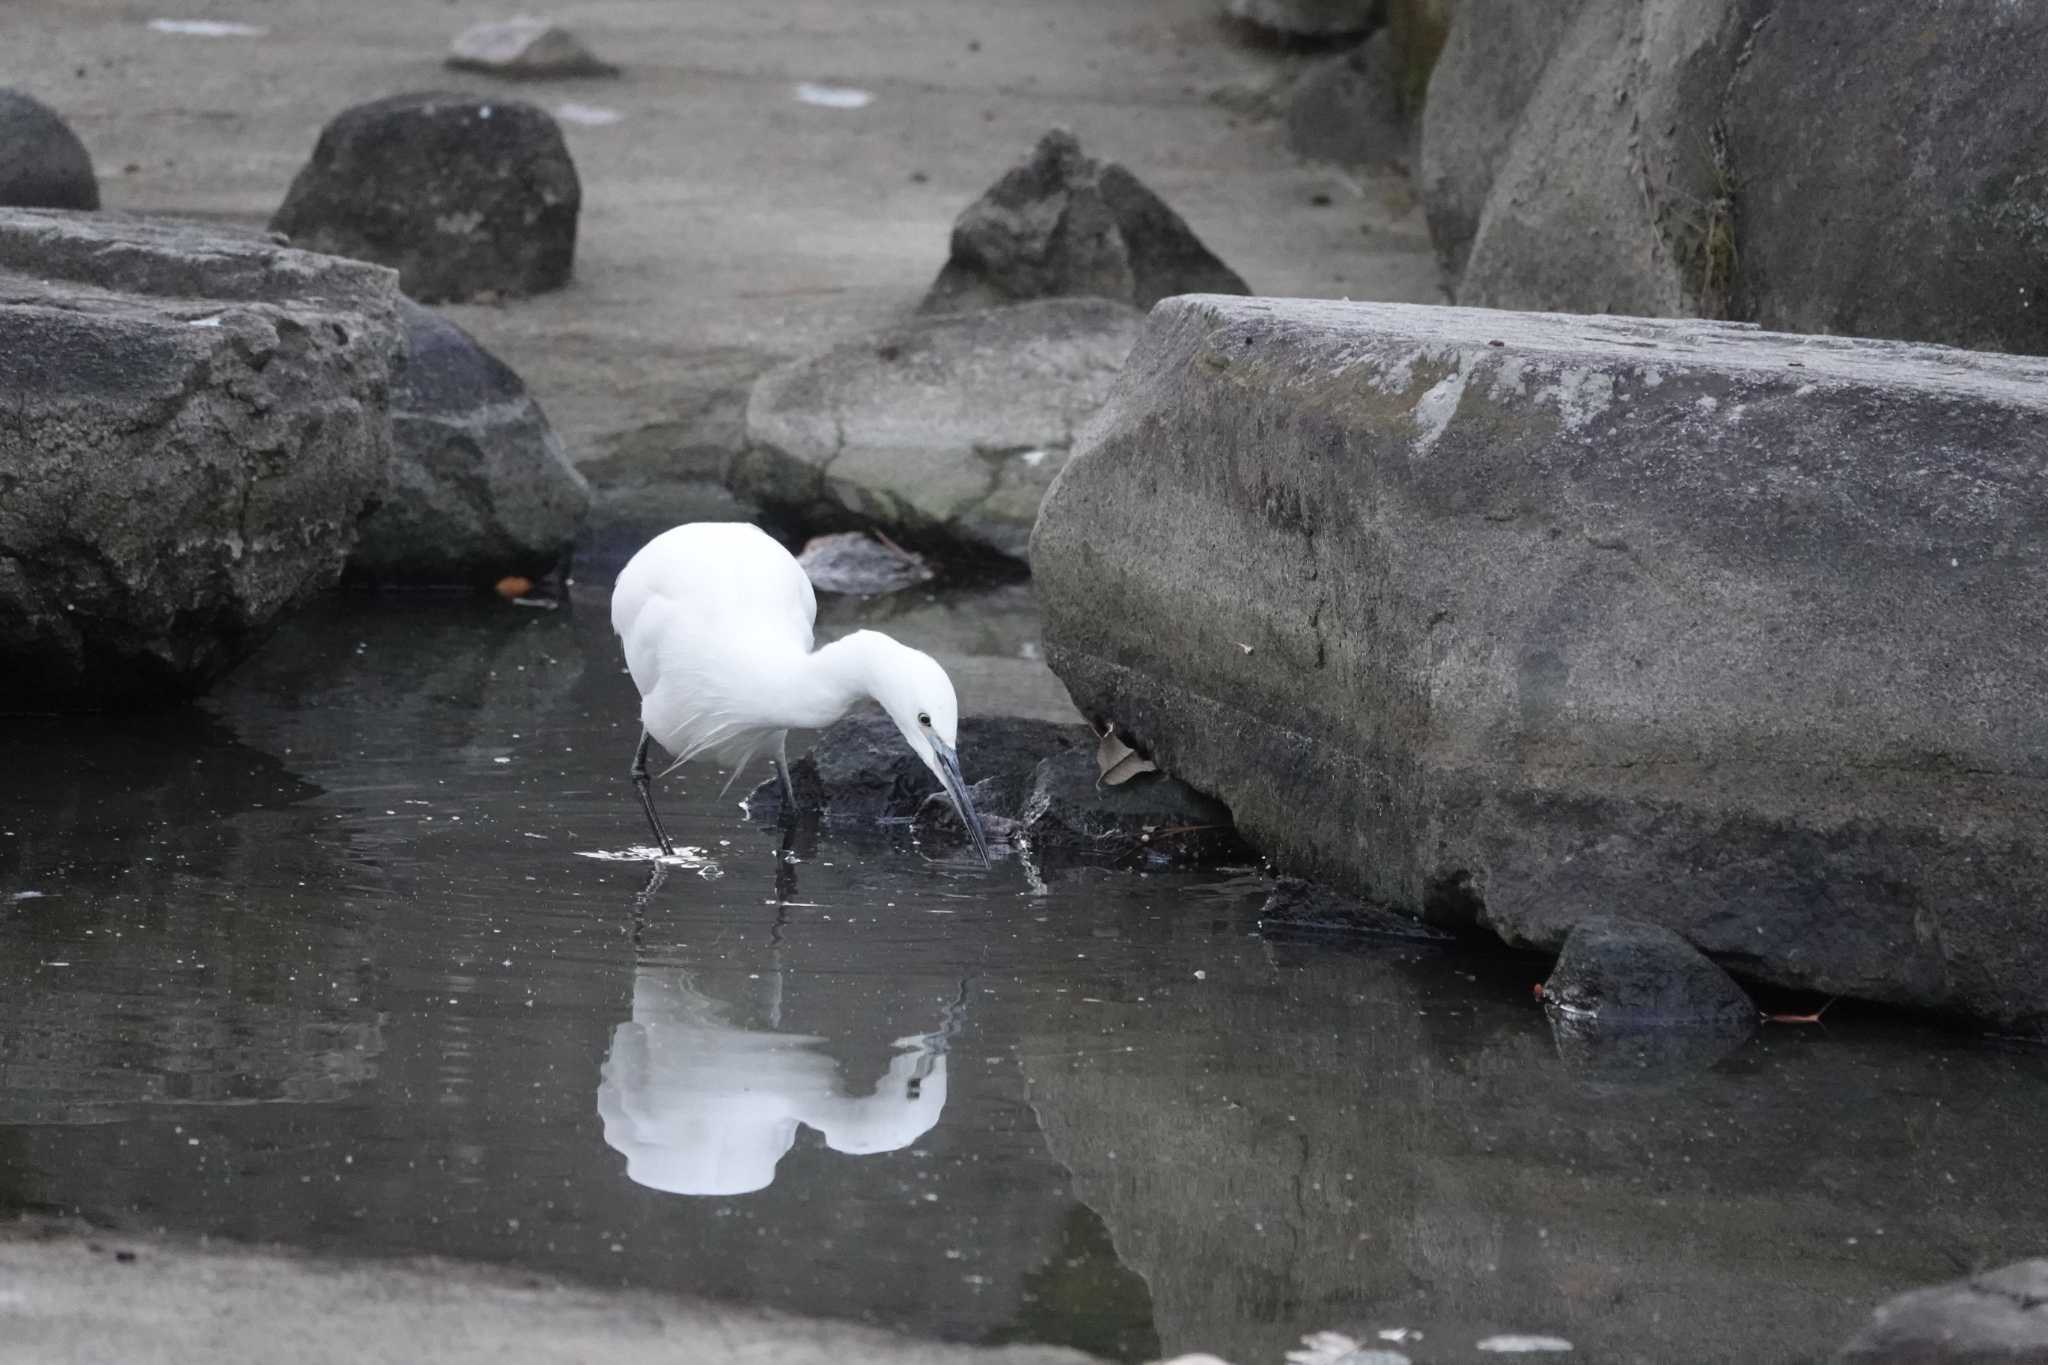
[1257,876,1452,942]
[1016,750,1251,864]
[1835,1259,2048,1364]
[271,92,580,304]
[1542,916,1755,1033]
[796,532,933,596]
[0,90,98,210]
[0,209,401,709]
[922,129,1249,316]
[347,298,588,585]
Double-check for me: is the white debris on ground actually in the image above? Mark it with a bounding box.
[794,83,873,110]
[1476,1335,1574,1353]
[147,18,266,35]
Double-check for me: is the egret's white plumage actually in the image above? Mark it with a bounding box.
[611,522,988,863]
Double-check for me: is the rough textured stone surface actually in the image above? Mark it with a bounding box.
[1017,750,1250,863]
[447,18,619,79]
[348,298,588,584]
[0,209,402,709]
[922,130,1248,316]
[1226,0,1380,38]
[1284,32,1408,170]
[734,299,1141,561]
[0,89,98,211]
[1033,295,2048,1030]
[1726,4,2048,355]
[1416,0,1579,283]
[271,92,579,304]
[1543,916,1754,1031]
[1836,1260,2048,1364]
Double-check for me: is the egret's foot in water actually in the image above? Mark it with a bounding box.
[631,730,676,857]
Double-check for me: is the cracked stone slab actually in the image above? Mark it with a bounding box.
[733,297,1142,562]
[0,207,403,708]
[1836,1259,2048,1363]
[1032,295,2048,1030]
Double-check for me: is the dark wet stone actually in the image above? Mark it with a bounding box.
[1227,0,1380,38]
[0,90,98,210]
[1017,750,1251,864]
[1543,916,1755,1032]
[1285,32,1408,170]
[271,92,580,304]
[921,129,1249,315]
[347,297,588,585]
[797,532,934,596]
[747,713,1091,828]
[1257,876,1451,941]
[1546,1009,1753,1089]
[0,209,401,709]
[1835,1259,2048,1363]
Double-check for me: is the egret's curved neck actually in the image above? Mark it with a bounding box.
[779,631,888,730]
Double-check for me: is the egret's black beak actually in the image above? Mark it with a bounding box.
[931,737,991,868]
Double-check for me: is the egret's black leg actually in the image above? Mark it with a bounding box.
[631,730,675,857]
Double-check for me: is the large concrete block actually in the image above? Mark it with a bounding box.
[1033,296,2048,1028]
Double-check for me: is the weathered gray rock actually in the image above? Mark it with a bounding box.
[922,130,1249,316]
[796,532,933,596]
[0,90,98,211]
[0,209,402,708]
[1726,5,2048,355]
[1033,295,2048,1030]
[348,298,588,585]
[1416,0,1578,282]
[1543,916,1754,1032]
[1285,32,1408,170]
[447,18,619,79]
[271,92,579,304]
[1227,0,1380,38]
[734,299,1142,561]
[1836,1260,2048,1364]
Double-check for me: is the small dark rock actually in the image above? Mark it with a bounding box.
[1543,916,1756,1032]
[1834,1259,2048,1363]
[1285,31,1408,170]
[271,92,580,304]
[796,531,933,596]
[1257,876,1451,941]
[1017,750,1250,863]
[747,713,1091,828]
[0,90,98,210]
[921,128,1249,315]
[347,297,589,585]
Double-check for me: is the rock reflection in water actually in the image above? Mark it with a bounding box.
[599,964,957,1196]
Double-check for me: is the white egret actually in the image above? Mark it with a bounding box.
[610,522,990,864]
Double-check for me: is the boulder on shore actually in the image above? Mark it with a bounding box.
[733,299,1142,561]
[922,130,1248,316]
[1033,295,2048,1031]
[1542,916,1755,1033]
[347,298,588,585]
[1834,1260,2048,1364]
[0,90,98,211]
[1285,32,1409,171]
[446,18,618,79]
[0,209,402,709]
[271,92,580,304]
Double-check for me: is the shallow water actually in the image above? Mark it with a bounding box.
[3,587,2047,1365]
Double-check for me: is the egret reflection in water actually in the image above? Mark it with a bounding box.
[597,963,963,1197]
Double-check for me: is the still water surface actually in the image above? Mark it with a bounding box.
[3,587,2046,1365]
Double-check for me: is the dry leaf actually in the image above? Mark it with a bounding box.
[495,575,533,599]
[1095,725,1158,787]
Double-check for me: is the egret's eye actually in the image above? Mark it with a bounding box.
[917,711,932,727]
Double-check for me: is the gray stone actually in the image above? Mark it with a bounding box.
[1017,750,1250,864]
[348,298,588,585]
[1032,295,2048,1030]
[271,92,580,304]
[1227,0,1380,39]
[1836,1260,2048,1364]
[922,130,1249,316]
[1542,915,1754,1032]
[1416,0,1579,283]
[1257,876,1452,942]
[796,532,934,596]
[1284,32,1408,171]
[447,18,619,79]
[0,89,98,211]
[1727,5,2048,355]
[0,208,402,709]
[734,299,1142,561]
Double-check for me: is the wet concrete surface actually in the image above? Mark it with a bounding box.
[3,586,2047,1364]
